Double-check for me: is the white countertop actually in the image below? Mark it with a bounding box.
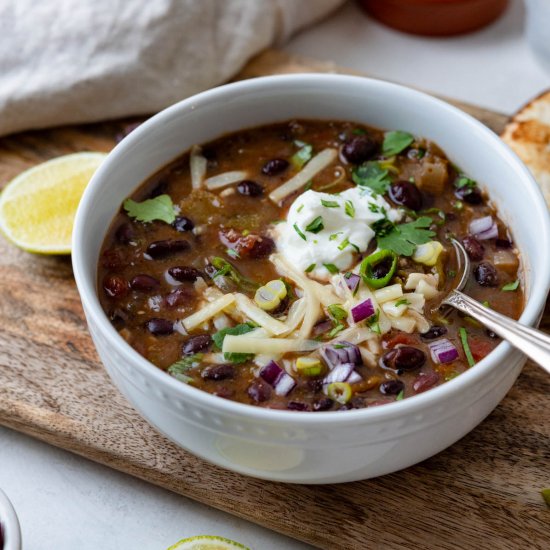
[1,2,548,549]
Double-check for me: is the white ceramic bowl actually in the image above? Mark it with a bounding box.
[72,75,550,484]
[0,489,22,550]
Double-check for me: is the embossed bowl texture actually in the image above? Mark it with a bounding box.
[72,75,550,483]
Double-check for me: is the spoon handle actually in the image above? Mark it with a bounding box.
[443,289,550,374]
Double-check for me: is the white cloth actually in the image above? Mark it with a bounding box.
[0,0,344,137]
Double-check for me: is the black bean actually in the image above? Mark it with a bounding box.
[261,158,289,176]
[455,186,483,205]
[248,380,271,403]
[173,216,194,232]
[130,274,160,291]
[421,325,448,340]
[182,334,212,355]
[313,397,333,411]
[115,223,135,244]
[168,266,203,282]
[237,180,264,196]
[103,274,129,298]
[341,135,377,164]
[474,261,498,287]
[249,236,275,259]
[146,239,190,259]
[462,235,485,261]
[165,287,194,307]
[389,180,423,211]
[495,238,512,248]
[145,318,173,335]
[101,249,124,270]
[379,379,405,395]
[381,346,426,372]
[201,364,234,381]
[287,401,310,411]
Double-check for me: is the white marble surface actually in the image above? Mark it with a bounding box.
[2,2,549,549]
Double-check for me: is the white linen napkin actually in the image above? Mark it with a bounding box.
[0,0,344,137]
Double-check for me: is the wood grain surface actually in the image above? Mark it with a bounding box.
[0,50,548,550]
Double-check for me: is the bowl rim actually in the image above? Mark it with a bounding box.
[72,73,550,426]
[0,488,22,550]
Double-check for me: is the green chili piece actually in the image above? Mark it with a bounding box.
[359,249,398,289]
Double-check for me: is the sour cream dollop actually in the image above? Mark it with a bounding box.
[274,188,401,280]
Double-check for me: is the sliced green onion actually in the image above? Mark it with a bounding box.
[296,357,324,377]
[305,216,324,234]
[323,263,339,275]
[321,199,339,208]
[345,200,355,218]
[459,327,476,367]
[359,249,398,289]
[396,390,404,400]
[293,223,306,241]
[501,280,519,291]
[305,263,316,273]
[327,304,347,321]
[326,382,352,404]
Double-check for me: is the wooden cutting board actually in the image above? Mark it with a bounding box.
[0,50,548,550]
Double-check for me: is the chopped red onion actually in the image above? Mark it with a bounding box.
[344,272,361,294]
[347,371,363,384]
[321,341,362,369]
[323,363,355,384]
[259,360,296,396]
[470,216,498,240]
[428,338,459,364]
[351,298,375,323]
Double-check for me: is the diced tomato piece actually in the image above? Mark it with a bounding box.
[385,333,417,349]
[468,338,495,362]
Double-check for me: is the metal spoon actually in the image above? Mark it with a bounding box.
[441,239,550,374]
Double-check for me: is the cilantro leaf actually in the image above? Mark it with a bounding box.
[168,354,203,383]
[290,143,313,170]
[352,161,391,194]
[374,216,435,256]
[382,131,414,156]
[456,176,477,189]
[213,323,255,363]
[123,194,176,224]
[305,216,324,234]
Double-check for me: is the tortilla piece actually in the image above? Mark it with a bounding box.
[501,90,550,208]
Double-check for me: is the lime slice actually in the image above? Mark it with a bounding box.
[0,152,107,254]
[167,535,250,550]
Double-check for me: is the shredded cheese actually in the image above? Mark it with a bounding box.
[205,170,248,190]
[182,294,235,331]
[190,145,207,189]
[223,335,320,355]
[268,148,338,204]
[234,294,288,335]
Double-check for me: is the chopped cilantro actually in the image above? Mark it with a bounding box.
[373,216,436,256]
[396,389,404,400]
[168,354,203,383]
[394,298,410,307]
[328,323,345,338]
[368,202,380,213]
[456,176,477,189]
[123,194,176,224]
[501,280,519,292]
[291,143,313,170]
[459,327,476,368]
[213,323,255,363]
[447,270,457,278]
[293,223,307,241]
[226,248,240,260]
[209,257,259,292]
[345,200,355,218]
[327,304,347,321]
[305,216,324,234]
[366,310,381,334]
[321,199,339,208]
[382,131,414,156]
[338,237,350,251]
[305,263,316,273]
[323,263,339,274]
[352,161,391,194]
